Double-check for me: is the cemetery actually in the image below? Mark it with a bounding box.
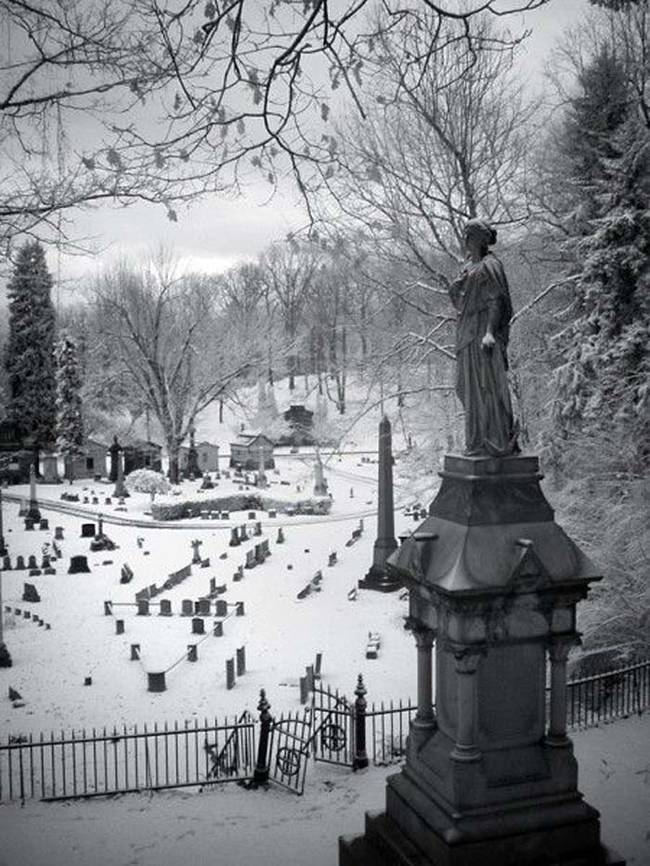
[1,2,649,865]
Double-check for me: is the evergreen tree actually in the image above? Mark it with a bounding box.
[4,241,57,469]
[554,62,650,466]
[55,336,84,477]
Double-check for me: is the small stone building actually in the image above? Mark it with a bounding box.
[0,420,31,482]
[63,438,108,480]
[229,433,275,470]
[123,440,163,474]
[278,404,315,446]
[179,441,220,473]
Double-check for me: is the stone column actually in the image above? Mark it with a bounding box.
[546,637,574,747]
[27,465,41,521]
[410,627,436,748]
[451,649,483,763]
[0,488,6,556]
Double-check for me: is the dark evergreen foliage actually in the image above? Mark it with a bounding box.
[55,336,84,456]
[4,241,57,453]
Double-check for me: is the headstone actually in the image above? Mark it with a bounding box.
[236,646,246,676]
[191,538,203,564]
[2,556,11,570]
[52,540,62,559]
[196,598,211,616]
[41,554,51,570]
[213,620,223,637]
[115,619,124,635]
[120,564,134,584]
[229,527,240,547]
[248,511,256,520]
[299,676,309,704]
[137,599,150,616]
[159,599,172,616]
[42,453,60,484]
[39,518,49,531]
[191,617,205,635]
[215,599,228,617]
[181,598,193,616]
[244,549,256,569]
[233,568,242,582]
[187,644,198,662]
[68,555,90,574]
[130,644,140,661]
[236,601,245,617]
[54,526,64,540]
[254,521,262,537]
[15,555,25,570]
[27,555,38,570]
[221,511,230,520]
[84,676,92,686]
[276,527,285,544]
[226,657,235,689]
[81,523,96,538]
[239,524,248,542]
[24,517,34,531]
[104,600,113,616]
[22,583,41,603]
[147,671,166,692]
[91,497,99,505]
[200,557,210,569]
[209,577,216,594]
[267,509,277,518]
[328,552,338,567]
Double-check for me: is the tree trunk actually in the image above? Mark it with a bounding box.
[168,451,180,484]
[219,399,224,424]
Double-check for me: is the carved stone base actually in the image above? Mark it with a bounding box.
[339,809,626,866]
[359,563,402,593]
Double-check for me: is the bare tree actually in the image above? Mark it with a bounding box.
[92,251,251,482]
[0,0,549,250]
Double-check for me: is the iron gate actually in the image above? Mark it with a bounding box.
[311,686,355,768]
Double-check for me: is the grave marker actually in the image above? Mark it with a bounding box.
[137,600,150,616]
[104,600,113,616]
[276,527,285,544]
[215,599,228,617]
[213,621,223,637]
[236,601,245,616]
[15,555,25,570]
[244,549,256,569]
[22,583,41,603]
[130,644,140,661]
[120,564,134,584]
[159,599,172,616]
[24,517,34,531]
[196,598,211,616]
[226,658,235,689]
[191,617,205,635]
[81,523,96,538]
[191,539,203,564]
[181,599,193,616]
[115,619,124,635]
[68,555,90,574]
[229,528,240,547]
[2,555,11,570]
[147,672,166,692]
[236,646,246,676]
[39,518,49,531]
[54,526,64,540]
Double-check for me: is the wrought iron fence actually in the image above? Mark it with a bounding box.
[0,713,255,802]
[2,659,647,802]
[565,658,650,729]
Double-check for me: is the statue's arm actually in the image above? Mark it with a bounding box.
[448,271,466,310]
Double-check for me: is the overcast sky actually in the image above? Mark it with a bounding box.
[53,0,591,292]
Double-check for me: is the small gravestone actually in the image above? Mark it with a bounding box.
[254,521,262,537]
[236,646,246,676]
[27,554,38,570]
[187,644,198,662]
[120,564,134,584]
[115,619,125,635]
[104,600,113,616]
[147,671,166,692]
[39,518,49,531]
[221,511,230,520]
[15,555,26,571]
[236,601,245,617]
[248,511,256,520]
[215,599,227,617]
[105,497,112,506]
[213,620,223,637]
[191,617,205,635]
[233,568,242,582]
[52,541,62,559]
[91,497,99,505]
[54,526,64,540]
[195,598,211,616]
[159,599,172,616]
[81,523,96,538]
[244,549,256,569]
[41,553,51,570]
[24,517,34,531]
[228,527,240,547]
[276,527,285,544]
[191,539,203,564]
[2,556,11,570]
[130,644,140,661]
[239,524,249,542]
[181,598,193,616]
[219,552,228,560]
[255,544,265,564]
[137,599,150,616]
[328,552,338,567]
[22,583,40,603]
[23,610,31,619]
[209,577,216,594]
[267,509,277,518]
[68,555,90,574]
[226,658,235,689]
[200,557,210,569]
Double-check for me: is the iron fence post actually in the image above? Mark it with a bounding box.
[353,674,369,770]
[253,690,272,785]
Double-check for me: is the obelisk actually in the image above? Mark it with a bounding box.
[27,464,41,521]
[359,416,400,592]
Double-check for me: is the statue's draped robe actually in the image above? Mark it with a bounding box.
[449,253,518,456]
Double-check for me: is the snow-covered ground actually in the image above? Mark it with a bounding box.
[0,712,647,866]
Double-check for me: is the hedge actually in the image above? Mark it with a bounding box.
[151,493,331,521]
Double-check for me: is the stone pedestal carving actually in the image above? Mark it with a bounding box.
[340,453,625,866]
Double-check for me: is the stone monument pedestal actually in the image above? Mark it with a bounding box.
[340,454,625,866]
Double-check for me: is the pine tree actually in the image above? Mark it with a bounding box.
[4,241,57,470]
[55,336,84,477]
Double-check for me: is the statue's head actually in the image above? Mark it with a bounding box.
[464,219,497,257]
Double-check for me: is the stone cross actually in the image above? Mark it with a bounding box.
[191,538,203,564]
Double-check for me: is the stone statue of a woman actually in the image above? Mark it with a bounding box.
[448,219,519,457]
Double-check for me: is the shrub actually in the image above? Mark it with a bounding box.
[125,468,172,500]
